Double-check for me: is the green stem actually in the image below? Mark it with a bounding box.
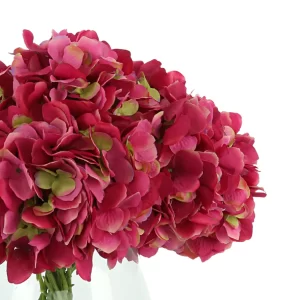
[58,269,69,291]
[46,271,60,292]
[37,267,75,300]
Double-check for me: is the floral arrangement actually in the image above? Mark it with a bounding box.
[0,29,265,299]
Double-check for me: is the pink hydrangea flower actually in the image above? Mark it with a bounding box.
[0,29,266,284]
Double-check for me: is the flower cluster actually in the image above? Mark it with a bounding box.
[0,29,265,284]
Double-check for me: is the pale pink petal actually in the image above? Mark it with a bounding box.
[92,231,121,253]
[48,36,71,62]
[3,211,20,234]
[96,208,124,233]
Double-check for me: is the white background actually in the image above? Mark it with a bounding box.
[0,1,299,299]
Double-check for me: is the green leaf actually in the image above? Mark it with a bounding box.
[78,82,100,100]
[12,115,32,128]
[126,140,134,156]
[52,177,76,197]
[0,87,4,100]
[35,171,56,190]
[114,99,139,116]
[138,73,160,102]
[33,201,54,216]
[37,168,57,176]
[138,73,151,89]
[56,170,72,178]
[79,129,90,137]
[11,224,39,241]
[92,132,113,151]
[226,215,239,227]
[149,88,160,101]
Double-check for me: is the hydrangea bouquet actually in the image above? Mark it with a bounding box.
[0,29,266,299]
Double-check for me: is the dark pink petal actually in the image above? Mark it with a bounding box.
[119,192,141,209]
[101,86,117,112]
[151,111,163,138]
[86,177,104,204]
[4,125,38,149]
[53,63,86,80]
[224,221,241,240]
[221,112,242,133]
[32,141,52,165]
[138,246,158,258]
[197,186,214,209]
[163,98,186,121]
[57,206,81,224]
[152,172,173,200]
[0,180,22,212]
[9,171,34,201]
[22,208,55,229]
[173,150,203,177]
[76,113,98,129]
[238,219,253,242]
[0,243,6,264]
[173,175,200,193]
[243,166,259,186]
[175,221,205,239]
[189,211,222,226]
[76,30,99,41]
[52,194,82,210]
[167,70,186,84]
[102,183,127,210]
[224,188,248,208]
[94,124,120,141]
[216,226,231,244]
[172,201,195,223]
[42,101,72,125]
[165,81,187,102]
[235,141,259,165]
[23,30,35,49]
[14,138,35,164]
[7,246,35,284]
[163,114,190,145]
[155,225,170,241]
[219,173,240,195]
[183,102,207,134]
[46,240,74,268]
[130,84,149,99]
[109,157,134,184]
[218,147,245,175]
[114,49,133,75]
[200,161,218,190]
[96,209,124,233]
[130,131,157,162]
[107,257,118,270]
[199,152,219,167]
[3,211,20,234]
[170,136,197,154]
[29,233,51,250]
[158,145,173,168]
[141,187,160,210]
[76,251,93,281]
[188,237,231,262]
[75,221,91,249]
[127,171,150,197]
[92,230,121,253]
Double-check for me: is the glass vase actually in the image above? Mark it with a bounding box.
[0,255,151,300]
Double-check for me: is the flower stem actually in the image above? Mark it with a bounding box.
[37,266,75,300]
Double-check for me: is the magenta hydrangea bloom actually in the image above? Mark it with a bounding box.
[0,29,266,286]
